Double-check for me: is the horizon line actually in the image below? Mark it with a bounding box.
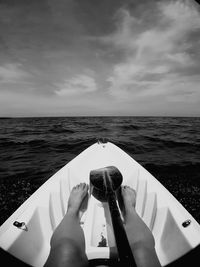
[0,115,200,119]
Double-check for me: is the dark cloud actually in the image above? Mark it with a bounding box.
[0,0,200,116]
[73,0,127,35]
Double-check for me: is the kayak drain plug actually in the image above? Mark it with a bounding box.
[182,220,191,228]
[13,221,28,231]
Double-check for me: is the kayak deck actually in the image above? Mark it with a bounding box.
[0,142,200,266]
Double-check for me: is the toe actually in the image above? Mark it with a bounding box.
[72,185,77,190]
[75,184,79,190]
[132,188,136,195]
[122,186,126,193]
[84,183,88,190]
[81,183,86,189]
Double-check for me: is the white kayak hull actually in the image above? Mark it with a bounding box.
[0,142,200,266]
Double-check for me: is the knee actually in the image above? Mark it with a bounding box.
[47,239,80,265]
[53,238,80,258]
[125,224,155,248]
[132,232,155,251]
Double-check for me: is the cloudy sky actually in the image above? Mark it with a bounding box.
[0,0,200,116]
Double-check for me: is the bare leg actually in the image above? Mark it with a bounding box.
[44,183,89,267]
[121,186,161,267]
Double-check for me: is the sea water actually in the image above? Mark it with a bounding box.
[0,116,199,225]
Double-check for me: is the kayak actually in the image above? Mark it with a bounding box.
[0,141,200,266]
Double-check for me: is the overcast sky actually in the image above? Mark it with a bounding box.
[0,0,200,116]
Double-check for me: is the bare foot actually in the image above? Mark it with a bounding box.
[121,186,136,217]
[67,183,89,215]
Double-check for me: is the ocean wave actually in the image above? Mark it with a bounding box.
[14,129,43,135]
[120,124,140,131]
[1,116,200,174]
[144,162,200,169]
[52,138,96,153]
[0,139,47,148]
[49,126,75,134]
[143,136,199,148]
[111,139,146,154]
